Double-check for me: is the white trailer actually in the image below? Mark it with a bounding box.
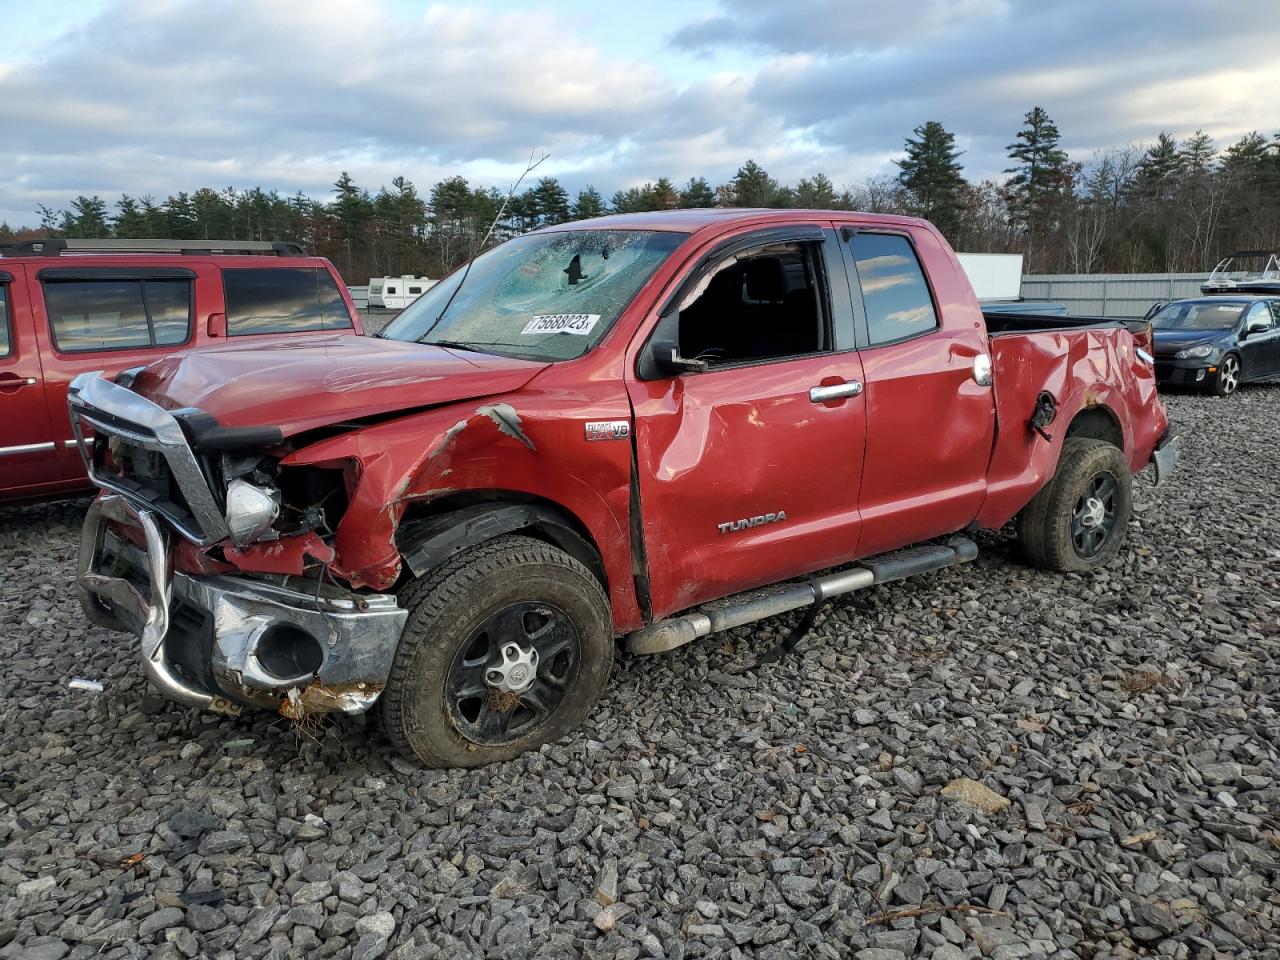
[368,275,435,309]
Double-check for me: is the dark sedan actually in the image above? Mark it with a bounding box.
[1150,296,1280,396]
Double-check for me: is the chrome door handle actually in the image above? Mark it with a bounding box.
[809,381,863,403]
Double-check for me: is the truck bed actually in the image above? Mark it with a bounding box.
[983,309,1147,337]
[975,309,1163,530]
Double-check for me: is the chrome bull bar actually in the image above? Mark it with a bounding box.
[78,494,229,711]
[78,494,408,716]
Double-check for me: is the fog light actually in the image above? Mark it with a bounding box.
[253,622,324,681]
[225,479,279,546]
[1195,369,1206,381]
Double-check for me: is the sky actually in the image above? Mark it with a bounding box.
[1,0,1278,227]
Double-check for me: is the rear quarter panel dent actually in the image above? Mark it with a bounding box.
[977,328,1164,529]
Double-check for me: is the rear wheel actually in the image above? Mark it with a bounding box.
[1211,353,1240,397]
[1017,437,1132,572]
[380,535,613,768]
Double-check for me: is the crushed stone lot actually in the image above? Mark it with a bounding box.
[1,387,1278,960]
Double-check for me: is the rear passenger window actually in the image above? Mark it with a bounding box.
[144,280,193,345]
[850,233,938,345]
[0,284,10,357]
[44,279,193,352]
[224,268,355,335]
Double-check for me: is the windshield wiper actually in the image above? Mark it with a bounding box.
[423,338,486,353]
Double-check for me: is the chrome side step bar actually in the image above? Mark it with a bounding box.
[626,536,978,655]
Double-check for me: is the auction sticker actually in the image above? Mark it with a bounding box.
[521,313,600,336]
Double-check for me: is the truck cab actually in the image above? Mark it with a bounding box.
[67,211,1174,768]
[0,238,360,503]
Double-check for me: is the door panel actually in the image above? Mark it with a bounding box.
[629,353,867,618]
[843,227,996,556]
[1244,300,1280,377]
[0,270,60,491]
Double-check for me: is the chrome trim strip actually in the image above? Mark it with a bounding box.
[0,441,56,455]
[66,372,229,545]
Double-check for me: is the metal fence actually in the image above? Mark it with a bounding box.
[1020,273,1206,318]
[350,275,1207,320]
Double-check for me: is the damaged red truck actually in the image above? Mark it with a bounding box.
[69,209,1176,767]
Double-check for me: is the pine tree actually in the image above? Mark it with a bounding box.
[1179,130,1215,176]
[724,160,780,207]
[532,176,570,225]
[571,186,605,220]
[794,173,838,209]
[113,195,149,238]
[1135,132,1185,201]
[649,177,680,210]
[679,177,715,208]
[896,122,968,238]
[1005,107,1070,236]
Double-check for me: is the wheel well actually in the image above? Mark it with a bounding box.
[396,491,608,590]
[1065,406,1123,450]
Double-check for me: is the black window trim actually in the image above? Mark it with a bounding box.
[37,266,196,281]
[0,276,11,359]
[42,276,195,355]
[841,226,942,350]
[221,266,355,337]
[638,225,839,380]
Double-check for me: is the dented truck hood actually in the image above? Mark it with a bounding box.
[131,334,551,436]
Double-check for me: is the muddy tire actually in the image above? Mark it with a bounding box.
[379,534,613,768]
[1017,437,1132,573]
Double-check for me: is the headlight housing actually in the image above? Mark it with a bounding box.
[225,479,280,546]
[1175,344,1216,360]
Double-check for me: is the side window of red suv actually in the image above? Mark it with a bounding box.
[44,279,193,353]
[223,268,354,335]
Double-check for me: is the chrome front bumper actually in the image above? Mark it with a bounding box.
[78,495,407,715]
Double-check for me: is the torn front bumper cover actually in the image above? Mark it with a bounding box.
[77,495,407,715]
[1149,430,1178,487]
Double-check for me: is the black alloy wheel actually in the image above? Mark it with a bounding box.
[445,600,579,746]
[1070,471,1119,559]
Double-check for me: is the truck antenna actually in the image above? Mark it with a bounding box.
[422,148,549,337]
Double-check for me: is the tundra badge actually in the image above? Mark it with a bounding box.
[585,421,630,442]
[718,512,787,534]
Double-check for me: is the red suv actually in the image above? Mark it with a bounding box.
[0,238,360,503]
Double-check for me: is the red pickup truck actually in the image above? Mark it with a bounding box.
[68,210,1175,767]
[0,239,360,504]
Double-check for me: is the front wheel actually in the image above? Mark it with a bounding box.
[1211,353,1240,397]
[380,534,614,768]
[1017,437,1133,572]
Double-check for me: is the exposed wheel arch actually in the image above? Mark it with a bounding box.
[396,492,608,591]
[1064,405,1123,450]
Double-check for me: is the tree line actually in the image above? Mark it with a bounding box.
[5,106,1278,280]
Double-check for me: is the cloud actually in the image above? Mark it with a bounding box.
[1,0,1278,226]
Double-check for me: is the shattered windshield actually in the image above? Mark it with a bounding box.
[381,229,687,360]
[1151,300,1245,331]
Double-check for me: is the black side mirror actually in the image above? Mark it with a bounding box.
[1244,319,1270,337]
[649,337,709,376]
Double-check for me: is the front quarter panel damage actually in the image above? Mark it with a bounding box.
[281,387,642,630]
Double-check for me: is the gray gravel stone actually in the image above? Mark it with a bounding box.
[2,388,1280,958]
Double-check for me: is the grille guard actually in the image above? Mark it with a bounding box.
[67,371,230,546]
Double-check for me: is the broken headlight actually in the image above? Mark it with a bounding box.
[225,479,281,546]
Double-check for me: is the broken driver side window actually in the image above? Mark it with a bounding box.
[677,243,828,367]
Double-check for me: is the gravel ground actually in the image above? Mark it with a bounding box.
[1,386,1278,960]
